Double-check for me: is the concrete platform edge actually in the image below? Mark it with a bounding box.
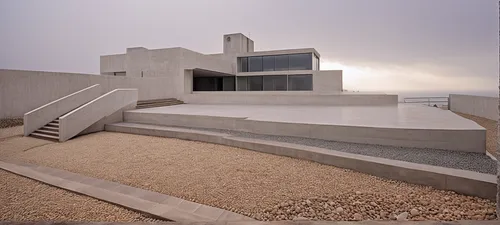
[105,122,496,200]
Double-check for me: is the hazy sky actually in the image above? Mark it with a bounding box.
[0,0,498,93]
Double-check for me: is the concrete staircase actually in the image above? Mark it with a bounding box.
[136,98,183,109]
[30,118,60,141]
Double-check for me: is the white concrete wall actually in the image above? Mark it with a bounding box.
[449,94,498,120]
[313,70,342,93]
[59,88,138,142]
[100,54,126,73]
[0,69,176,118]
[23,84,102,136]
[182,92,398,106]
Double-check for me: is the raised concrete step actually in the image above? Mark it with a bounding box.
[137,98,181,104]
[136,98,184,109]
[30,118,60,141]
[30,131,58,140]
[40,126,59,132]
[105,122,497,201]
[0,160,254,222]
[35,129,58,136]
[136,103,183,109]
[47,122,59,127]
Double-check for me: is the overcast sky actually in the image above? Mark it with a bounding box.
[0,0,497,93]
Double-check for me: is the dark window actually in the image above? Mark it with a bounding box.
[262,56,275,71]
[288,74,313,91]
[237,76,248,91]
[240,57,248,72]
[275,55,289,71]
[263,75,287,91]
[193,77,223,91]
[223,76,235,91]
[289,53,312,70]
[247,76,263,91]
[248,56,263,72]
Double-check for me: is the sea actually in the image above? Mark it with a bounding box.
[389,90,498,102]
[360,90,499,107]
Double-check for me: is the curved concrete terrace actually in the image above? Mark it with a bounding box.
[123,104,486,153]
[105,122,496,201]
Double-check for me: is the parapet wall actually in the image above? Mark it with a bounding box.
[0,69,175,118]
[449,94,498,121]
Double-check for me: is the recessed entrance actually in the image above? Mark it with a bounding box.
[192,69,235,92]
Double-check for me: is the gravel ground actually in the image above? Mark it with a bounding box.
[453,112,497,157]
[0,170,164,222]
[179,127,496,174]
[0,118,23,129]
[1,131,496,221]
[0,125,23,140]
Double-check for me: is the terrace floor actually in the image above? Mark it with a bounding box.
[131,104,483,130]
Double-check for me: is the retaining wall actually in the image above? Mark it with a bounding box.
[449,94,498,120]
[0,69,175,118]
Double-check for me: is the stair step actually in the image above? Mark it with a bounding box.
[31,132,58,141]
[47,122,59,127]
[36,129,59,136]
[137,102,183,106]
[53,119,60,123]
[137,98,180,104]
[136,103,183,109]
[40,126,59,132]
[137,101,183,105]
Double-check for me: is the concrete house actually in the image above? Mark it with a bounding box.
[100,33,343,98]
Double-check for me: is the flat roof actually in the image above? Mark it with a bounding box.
[237,48,320,58]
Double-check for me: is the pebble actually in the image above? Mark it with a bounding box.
[293,216,309,221]
[353,213,363,221]
[410,208,419,216]
[397,212,409,221]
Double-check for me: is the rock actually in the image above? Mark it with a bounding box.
[324,209,332,214]
[389,214,396,220]
[335,207,344,213]
[355,191,362,195]
[305,200,312,205]
[370,201,378,207]
[410,208,419,216]
[397,212,408,221]
[380,211,388,218]
[353,213,363,221]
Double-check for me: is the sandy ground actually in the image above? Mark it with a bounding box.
[0,130,495,221]
[454,112,497,156]
[0,169,162,222]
